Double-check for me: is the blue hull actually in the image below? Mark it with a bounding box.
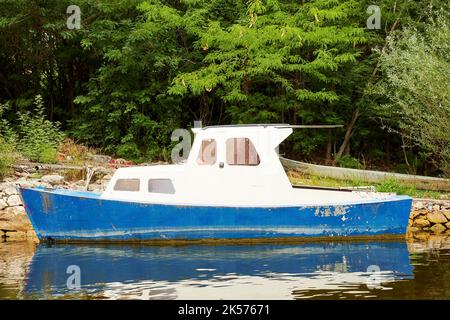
[20,187,412,242]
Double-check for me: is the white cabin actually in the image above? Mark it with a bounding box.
[101,125,384,207]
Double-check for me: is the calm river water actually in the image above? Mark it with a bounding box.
[1,237,450,299]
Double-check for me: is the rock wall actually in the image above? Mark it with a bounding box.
[408,199,450,239]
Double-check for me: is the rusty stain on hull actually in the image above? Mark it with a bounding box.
[41,193,53,214]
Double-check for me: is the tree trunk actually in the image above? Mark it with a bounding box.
[335,19,400,162]
[344,142,350,156]
[336,108,360,159]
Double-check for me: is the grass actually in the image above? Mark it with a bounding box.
[287,171,450,200]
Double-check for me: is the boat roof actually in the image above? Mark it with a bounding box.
[192,123,343,133]
[199,124,287,130]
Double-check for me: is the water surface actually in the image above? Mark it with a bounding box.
[1,237,450,299]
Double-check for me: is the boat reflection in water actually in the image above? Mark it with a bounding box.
[24,241,413,299]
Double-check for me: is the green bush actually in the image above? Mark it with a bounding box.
[0,102,17,143]
[0,103,18,178]
[16,95,64,163]
[0,137,17,178]
[336,155,363,169]
[373,12,450,176]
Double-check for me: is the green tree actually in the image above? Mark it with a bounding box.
[0,0,448,173]
[371,11,450,176]
[71,0,246,161]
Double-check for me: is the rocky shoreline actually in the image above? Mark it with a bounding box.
[408,199,450,239]
[1,167,450,242]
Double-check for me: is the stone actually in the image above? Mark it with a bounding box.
[6,195,22,207]
[40,174,65,185]
[430,223,447,234]
[27,230,39,242]
[8,205,26,216]
[2,228,36,241]
[69,184,85,191]
[414,214,427,222]
[73,180,86,186]
[428,234,446,243]
[0,182,13,192]
[442,210,450,221]
[16,179,40,188]
[0,207,16,220]
[15,172,31,178]
[410,209,428,219]
[427,235,448,250]
[92,154,112,163]
[411,210,426,219]
[432,204,441,211]
[408,227,420,233]
[15,177,28,184]
[104,174,113,179]
[413,218,430,228]
[39,182,53,189]
[427,212,448,224]
[446,222,450,229]
[0,199,7,210]
[413,201,425,210]
[3,186,18,196]
[413,232,430,240]
[87,184,102,193]
[0,220,16,231]
[407,241,427,253]
[0,207,32,232]
[5,231,26,241]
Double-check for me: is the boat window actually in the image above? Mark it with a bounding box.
[113,179,140,192]
[197,139,217,165]
[148,179,175,194]
[226,138,260,166]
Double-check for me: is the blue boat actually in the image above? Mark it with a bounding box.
[19,124,412,243]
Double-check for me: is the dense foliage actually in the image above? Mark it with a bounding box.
[371,11,450,176]
[0,0,448,176]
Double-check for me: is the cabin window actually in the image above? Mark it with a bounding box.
[197,139,217,165]
[226,138,260,166]
[148,179,175,194]
[113,179,140,192]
